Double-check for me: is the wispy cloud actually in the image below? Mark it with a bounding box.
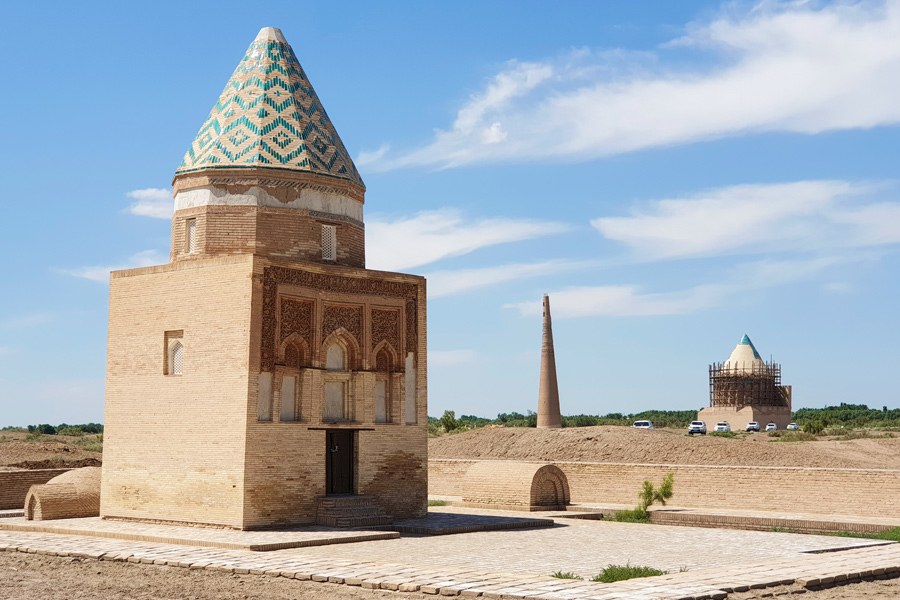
[360,1,900,170]
[0,347,13,356]
[426,260,593,298]
[366,209,569,271]
[505,255,861,318]
[592,180,900,260]
[127,188,173,219]
[429,349,480,367]
[61,250,165,283]
[0,314,52,330]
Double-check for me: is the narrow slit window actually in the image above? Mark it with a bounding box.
[187,218,197,253]
[321,225,336,261]
[171,342,184,375]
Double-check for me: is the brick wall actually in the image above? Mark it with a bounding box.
[429,459,900,518]
[171,206,365,267]
[102,255,255,528]
[0,469,71,510]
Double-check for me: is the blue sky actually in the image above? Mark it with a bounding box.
[1,1,899,425]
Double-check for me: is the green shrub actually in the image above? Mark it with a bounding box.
[639,473,674,511]
[56,427,86,437]
[802,420,825,435]
[440,410,459,433]
[591,563,667,583]
[74,435,103,453]
[771,431,816,442]
[427,499,448,506]
[551,571,583,580]
[610,508,651,523]
[707,431,736,438]
[1,426,27,432]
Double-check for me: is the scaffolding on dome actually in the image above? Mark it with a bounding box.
[708,361,789,408]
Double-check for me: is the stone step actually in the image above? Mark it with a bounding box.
[316,495,377,508]
[320,514,395,528]
[315,495,393,527]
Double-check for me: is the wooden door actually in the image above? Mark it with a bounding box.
[326,430,353,494]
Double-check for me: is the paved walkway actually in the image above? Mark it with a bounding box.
[0,516,398,551]
[1,508,898,599]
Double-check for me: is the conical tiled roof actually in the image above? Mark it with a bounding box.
[175,27,364,189]
[723,334,765,374]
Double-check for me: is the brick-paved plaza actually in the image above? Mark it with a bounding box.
[2,506,899,599]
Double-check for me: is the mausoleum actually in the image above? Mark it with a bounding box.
[699,335,791,431]
[100,27,428,530]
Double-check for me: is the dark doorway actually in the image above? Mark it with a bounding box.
[326,430,354,494]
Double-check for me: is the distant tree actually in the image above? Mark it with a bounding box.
[440,410,459,433]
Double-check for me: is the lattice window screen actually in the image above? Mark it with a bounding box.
[187,219,197,253]
[171,342,184,375]
[321,225,336,261]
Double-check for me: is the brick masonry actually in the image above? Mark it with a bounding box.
[0,470,71,510]
[430,459,900,518]
[102,254,428,530]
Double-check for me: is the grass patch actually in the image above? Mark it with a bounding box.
[551,571,583,580]
[608,508,651,523]
[591,563,667,583]
[823,527,900,542]
[769,527,800,534]
[769,431,817,442]
[72,434,103,453]
[707,431,736,438]
[427,499,448,507]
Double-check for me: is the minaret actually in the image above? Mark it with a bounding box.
[537,295,562,428]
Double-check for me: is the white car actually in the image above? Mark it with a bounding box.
[714,422,731,433]
[765,422,778,432]
[632,420,654,430]
[746,421,760,432]
[787,423,800,430]
[687,421,707,435]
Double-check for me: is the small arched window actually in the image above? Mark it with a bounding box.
[326,344,346,371]
[284,343,302,369]
[171,342,184,375]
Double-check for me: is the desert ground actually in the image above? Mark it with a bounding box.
[428,425,900,469]
[4,425,900,598]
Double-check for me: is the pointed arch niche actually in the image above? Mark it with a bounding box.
[275,335,309,423]
[373,341,399,423]
[322,330,358,422]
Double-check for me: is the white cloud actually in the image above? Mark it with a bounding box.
[0,314,52,329]
[61,250,166,283]
[0,347,13,356]
[426,260,592,298]
[127,188,173,219]
[366,209,569,271]
[505,255,858,318]
[429,349,480,367]
[823,281,854,294]
[591,180,900,260]
[360,1,900,170]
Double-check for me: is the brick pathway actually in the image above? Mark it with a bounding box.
[0,516,398,550]
[1,514,898,599]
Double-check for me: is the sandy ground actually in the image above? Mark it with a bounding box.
[1,552,898,600]
[428,426,900,469]
[0,552,428,600]
[0,432,102,470]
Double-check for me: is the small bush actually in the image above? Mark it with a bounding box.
[1,426,27,432]
[770,431,816,442]
[609,508,651,523]
[551,571,583,580]
[802,420,825,435]
[75,435,103,453]
[56,427,86,437]
[591,563,667,583]
[707,431,736,438]
[427,499,448,506]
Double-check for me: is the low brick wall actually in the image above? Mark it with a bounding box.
[429,459,900,518]
[0,469,72,510]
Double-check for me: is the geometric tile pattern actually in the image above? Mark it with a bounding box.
[176,28,364,189]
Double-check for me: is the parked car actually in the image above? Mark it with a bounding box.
[632,420,654,430]
[765,422,777,431]
[787,422,800,430]
[746,421,760,432]
[687,421,707,435]
[714,422,731,433]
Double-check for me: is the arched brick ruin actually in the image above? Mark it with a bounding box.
[25,467,101,521]
[460,462,570,511]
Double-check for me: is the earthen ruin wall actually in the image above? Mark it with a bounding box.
[430,459,900,517]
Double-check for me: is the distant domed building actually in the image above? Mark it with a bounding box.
[698,335,792,431]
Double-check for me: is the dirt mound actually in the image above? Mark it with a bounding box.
[428,426,900,469]
[9,458,102,470]
[0,433,102,470]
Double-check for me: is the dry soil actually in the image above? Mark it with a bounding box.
[1,552,898,600]
[428,425,900,469]
[0,432,102,471]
